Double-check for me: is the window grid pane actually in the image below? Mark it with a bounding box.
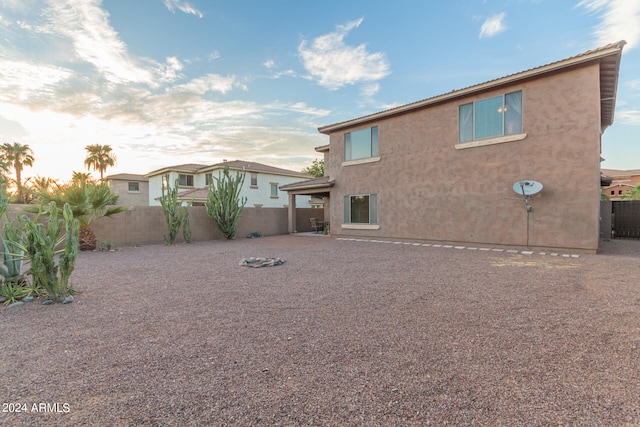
[371,126,379,157]
[459,103,473,142]
[179,174,193,186]
[504,91,523,135]
[474,96,503,140]
[350,195,370,224]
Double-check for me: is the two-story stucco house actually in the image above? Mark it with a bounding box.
[283,41,625,253]
[601,168,640,200]
[105,173,150,206]
[146,160,314,208]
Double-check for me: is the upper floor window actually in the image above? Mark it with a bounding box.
[128,182,139,192]
[179,174,194,187]
[270,183,278,197]
[205,173,213,186]
[459,91,522,143]
[345,126,378,161]
[251,173,258,187]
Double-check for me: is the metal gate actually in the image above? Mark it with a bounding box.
[612,200,640,238]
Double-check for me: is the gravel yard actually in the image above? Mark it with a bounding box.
[1,235,640,426]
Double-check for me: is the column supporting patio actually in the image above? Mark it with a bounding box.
[288,193,297,233]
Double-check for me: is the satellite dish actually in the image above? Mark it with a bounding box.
[513,180,543,196]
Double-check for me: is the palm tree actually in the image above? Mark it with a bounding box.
[25,175,59,204]
[1,142,34,203]
[71,171,95,185]
[84,144,116,181]
[28,180,128,251]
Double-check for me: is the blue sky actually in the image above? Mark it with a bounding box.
[0,0,638,181]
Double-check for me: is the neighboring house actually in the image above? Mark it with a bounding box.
[104,173,149,206]
[146,160,314,207]
[601,169,640,200]
[282,41,625,253]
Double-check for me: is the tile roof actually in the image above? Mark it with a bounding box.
[105,173,149,181]
[176,188,209,201]
[201,160,312,179]
[319,41,626,134]
[601,169,640,176]
[146,160,312,179]
[146,163,208,177]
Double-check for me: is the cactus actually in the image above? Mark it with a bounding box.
[59,204,79,295]
[205,165,247,239]
[182,203,192,243]
[159,174,189,245]
[23,202,79,302]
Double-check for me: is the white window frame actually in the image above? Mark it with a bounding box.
[127,182,140,193]
[458,90,523,145]
[270,183,279,198]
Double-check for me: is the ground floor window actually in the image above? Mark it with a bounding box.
[344,194,377,224]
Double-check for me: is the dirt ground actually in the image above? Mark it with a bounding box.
[1,236,639,426]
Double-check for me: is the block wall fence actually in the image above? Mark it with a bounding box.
[3,205,324,247]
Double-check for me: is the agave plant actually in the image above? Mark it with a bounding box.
[0,216,26,285]
[25,178,128,251]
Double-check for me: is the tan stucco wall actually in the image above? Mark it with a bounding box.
[1,205,323,246]
[108,180,149,206]
[326,64,603,252]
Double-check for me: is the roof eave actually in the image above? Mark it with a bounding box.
[280,179,335,191]
[318,41,626,134]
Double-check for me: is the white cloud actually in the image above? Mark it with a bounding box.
[479,12,507,38]
[44,0,155,84]
[298,17,390,90]
[577,0,640,49]
[163,0,203,18]
[263,59,275,69]
[168,74,238,95]
[0,59,72,101]
[160,56,184,83]
[616,109,640,125]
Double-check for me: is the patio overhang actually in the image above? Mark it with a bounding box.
[280,176,334,196]
[280,176,334,234]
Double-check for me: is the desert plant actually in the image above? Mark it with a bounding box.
[0,181,28,288]
[97,240,116,251]
[23,202,79,302]
[0,215,27,285]
[159,174,191,245]
[182,204,192,243]
[0,282,30,305]
[26,178,127,250]
[205,166,247,240]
